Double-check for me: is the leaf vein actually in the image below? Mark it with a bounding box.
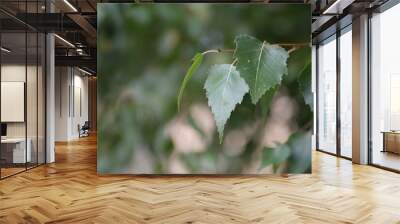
[254,41,265,97]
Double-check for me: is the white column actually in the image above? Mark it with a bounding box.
[46,32,55,163]
[352,14,369,164]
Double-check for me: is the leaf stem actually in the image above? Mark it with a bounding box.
[202,49,219,55]
[202,48,235,55]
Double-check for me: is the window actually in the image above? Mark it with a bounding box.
[0,2,47,179]
[370,3,400,171]
[317,35,337,154]
[339,27,352,158]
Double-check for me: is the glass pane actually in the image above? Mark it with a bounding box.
[1,31,27,177]
[27,30,38,169]
[38,33,45,165]
[318,36,337,154]
[26,0,39,169]
[0,2,46,178]
[340,29,352,158]
[371,4,400,171]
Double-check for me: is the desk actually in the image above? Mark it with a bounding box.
[1,138,31,163]
[382,131,400,154]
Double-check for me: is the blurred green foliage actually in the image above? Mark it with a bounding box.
[98,4,312,174]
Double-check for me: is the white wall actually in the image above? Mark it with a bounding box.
[1,63,46,164]
[1,65,37,137]
[1,65,27,141]
[55,67,89,141]
[72,73,89,138]
[55,67,69,141]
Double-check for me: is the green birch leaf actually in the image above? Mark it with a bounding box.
[234,35,289,104]
[298,62,312,109]
[287,47,311,82]
[177,52,204,111]
[260,131,311,173]
[204,64,249,142]
[261,145,290,170]
[287,131,312,173]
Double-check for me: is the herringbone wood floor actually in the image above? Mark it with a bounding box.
[1,135,400,224]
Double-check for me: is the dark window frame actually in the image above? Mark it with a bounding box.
[315,23,353,161]
[0,0,47,180]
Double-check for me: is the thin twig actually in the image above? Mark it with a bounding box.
[218,48,235,53]
[277,43,309,47]
[231,58,238,65]
[202,43,309,56]
[288,47,299,54]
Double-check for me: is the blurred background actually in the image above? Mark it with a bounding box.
[98,4,312,174]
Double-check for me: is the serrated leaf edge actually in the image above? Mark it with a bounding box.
[204,63,249,143]
[233,35,289,104]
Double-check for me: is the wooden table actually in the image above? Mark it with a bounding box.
[381,131,400,154]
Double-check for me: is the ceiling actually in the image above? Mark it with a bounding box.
[0,0,391,74]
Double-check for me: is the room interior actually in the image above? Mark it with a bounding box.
[0,30,46,178]
[314,0,400,172]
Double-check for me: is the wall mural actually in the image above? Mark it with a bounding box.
[98,4,312,174]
